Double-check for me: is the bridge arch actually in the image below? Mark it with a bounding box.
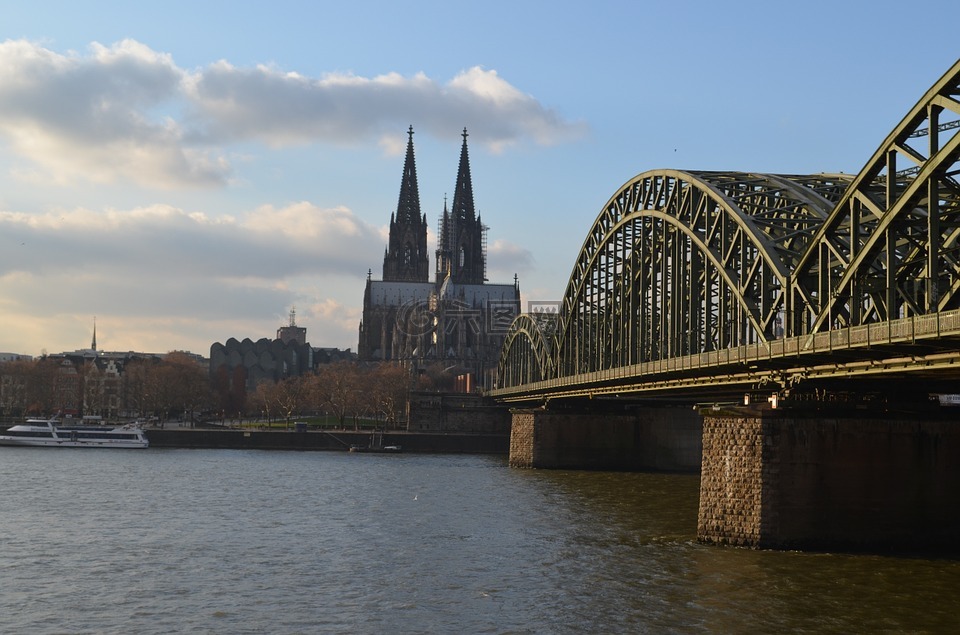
[551,170,839,377]
[496,313,555,387]
[791,59,960,331]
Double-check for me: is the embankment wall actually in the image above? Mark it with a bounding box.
[147,429,508,454]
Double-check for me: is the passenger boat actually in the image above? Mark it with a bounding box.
[0,417,149,449]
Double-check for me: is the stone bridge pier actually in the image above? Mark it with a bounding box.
[508,404,702,472]
[697,406,960,552]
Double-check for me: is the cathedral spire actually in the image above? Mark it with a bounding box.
[91,317,97,351]
[382,126,429,282]
[437,128,485,284]
[450,127,476,225]
[396,125,421,225]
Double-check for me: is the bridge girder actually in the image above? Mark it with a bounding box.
[496,59,960,397]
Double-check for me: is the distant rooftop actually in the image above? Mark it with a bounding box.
[0,352,32,363]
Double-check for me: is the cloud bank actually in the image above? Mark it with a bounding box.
[0,201,535,353]
[0,202,382,353]
[0,39,586,189]
[0,202,383,279]
[0,38,565,355]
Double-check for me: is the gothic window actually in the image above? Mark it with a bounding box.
[404,244,412,265]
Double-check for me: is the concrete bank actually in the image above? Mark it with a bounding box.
[146,428,508,454]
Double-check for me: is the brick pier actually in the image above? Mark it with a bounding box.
[697,408,960,551]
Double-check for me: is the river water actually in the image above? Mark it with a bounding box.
[0,447,957,634]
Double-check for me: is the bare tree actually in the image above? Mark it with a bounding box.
[316,360,365,428]
[124,358,158,419]
[211,364,247,419]
[274,376,309,427]
[156,352,211,425]
[36,357,68,415]
[248,380,280,425]
[370,364,410,427]
[0,359,33,417]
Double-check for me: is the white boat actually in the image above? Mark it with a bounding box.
[0,417,149,449]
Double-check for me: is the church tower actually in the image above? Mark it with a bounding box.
[436,128,486,284]
[382,126,429,282]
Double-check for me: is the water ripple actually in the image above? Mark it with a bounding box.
[0,448,958,633]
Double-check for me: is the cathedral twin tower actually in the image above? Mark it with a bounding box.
[381,126,487,286]
[359,126,520,388]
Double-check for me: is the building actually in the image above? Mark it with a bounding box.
[0,353,32,363]
[209,310,356,397]
[358,127,520,389]
[0,321,207,419]
[276,307,307,346]
[210,311,313,395]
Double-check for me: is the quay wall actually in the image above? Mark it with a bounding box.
[146,428,508,454]
[509,406,702,471]
[697,410,960,551]
[407,392,512,434]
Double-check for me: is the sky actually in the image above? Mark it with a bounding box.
[0,0,958,358]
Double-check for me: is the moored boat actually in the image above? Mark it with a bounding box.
[0,417,149,449]
[349,443,402,453]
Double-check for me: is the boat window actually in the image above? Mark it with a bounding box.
[6,430,55,438]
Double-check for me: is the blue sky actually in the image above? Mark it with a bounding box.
[0,0,958,357]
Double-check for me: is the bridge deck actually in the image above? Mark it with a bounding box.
[491,309,960,402]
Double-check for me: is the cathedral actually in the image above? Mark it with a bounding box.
[358,127,520,389]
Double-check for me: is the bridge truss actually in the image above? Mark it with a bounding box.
[495,59,960,400]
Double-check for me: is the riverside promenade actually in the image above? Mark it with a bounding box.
[145,426,508,454]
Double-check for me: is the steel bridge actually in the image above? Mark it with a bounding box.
[492,60,960,404]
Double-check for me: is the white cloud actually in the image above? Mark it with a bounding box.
[0,39,226,189]
[487,238,534,278]
[302,298,362,340]
[0,39,585,188]
[0,201,386,353]
[0,202,384,279]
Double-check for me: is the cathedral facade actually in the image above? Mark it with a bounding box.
[358,127,520,389]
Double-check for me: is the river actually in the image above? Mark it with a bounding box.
[0,447,956,633]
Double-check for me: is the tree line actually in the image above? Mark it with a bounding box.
[217,360,457,428]
[1,354,456,427]
[0,352,207,421]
